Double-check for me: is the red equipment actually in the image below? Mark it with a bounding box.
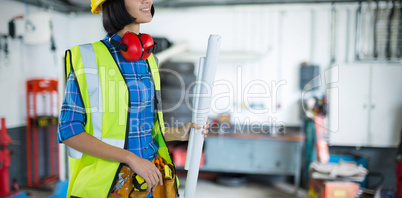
[0,118,12,196]
[108,32,157,62]
[396,128,402,198]
[397,163,402,198]
[314,115,329,164]
[26,79,59,187]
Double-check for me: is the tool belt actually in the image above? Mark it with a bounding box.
[108,154,177,198]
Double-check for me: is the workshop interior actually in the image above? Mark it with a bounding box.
[0,0,402,197]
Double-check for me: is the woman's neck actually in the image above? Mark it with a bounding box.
[116,23,140,37]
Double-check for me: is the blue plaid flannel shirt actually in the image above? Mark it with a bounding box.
[58,34,159,197]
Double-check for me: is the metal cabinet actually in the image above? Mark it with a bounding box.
[369,65,402,147]
[253,141,298,174]
[204,139,253,171]
[202,136,302,191]
[328,64,402,147]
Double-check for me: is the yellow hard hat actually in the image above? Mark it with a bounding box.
[91,0,106,14]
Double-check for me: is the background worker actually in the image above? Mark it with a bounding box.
[57,0,209,197]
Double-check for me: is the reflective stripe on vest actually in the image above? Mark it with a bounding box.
[67,44,124,159]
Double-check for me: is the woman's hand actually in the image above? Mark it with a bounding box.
[126,155,163,192]
[63,132,163,192]
[165,119,210,141]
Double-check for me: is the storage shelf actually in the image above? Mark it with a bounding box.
[26,79,59,188]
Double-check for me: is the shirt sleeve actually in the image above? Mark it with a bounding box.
[57,71,87,143]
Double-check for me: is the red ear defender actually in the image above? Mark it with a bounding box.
[139,34,155,60]
[108,31,157,62]
[120,31,143,61]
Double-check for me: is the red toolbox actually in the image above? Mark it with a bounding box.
[309,178,359,198]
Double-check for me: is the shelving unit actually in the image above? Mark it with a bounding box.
[25,79,59,187]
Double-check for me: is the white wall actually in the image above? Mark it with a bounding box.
[0,1,364,128]
[143,3,359,127]
[0,0,70,128]
[67,14,105,48]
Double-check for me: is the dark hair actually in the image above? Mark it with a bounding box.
[102,0,155,35]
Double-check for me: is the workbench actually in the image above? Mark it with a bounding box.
[201,126,304,192]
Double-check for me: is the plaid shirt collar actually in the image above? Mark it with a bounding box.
[103,33,122,50]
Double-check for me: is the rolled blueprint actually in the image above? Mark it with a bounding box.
[184,34,221,198]
[184,57,205,171]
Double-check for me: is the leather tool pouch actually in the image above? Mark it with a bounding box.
[108,165,149,198]
[152,156,177,198]
[108,156,177,198]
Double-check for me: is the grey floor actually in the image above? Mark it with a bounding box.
[23,177,303,198]
[178,178,297,198]
[22,183,56,198]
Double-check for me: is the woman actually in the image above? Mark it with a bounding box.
[57,0,209,197]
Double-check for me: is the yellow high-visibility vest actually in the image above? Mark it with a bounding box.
[64,41,178,198]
